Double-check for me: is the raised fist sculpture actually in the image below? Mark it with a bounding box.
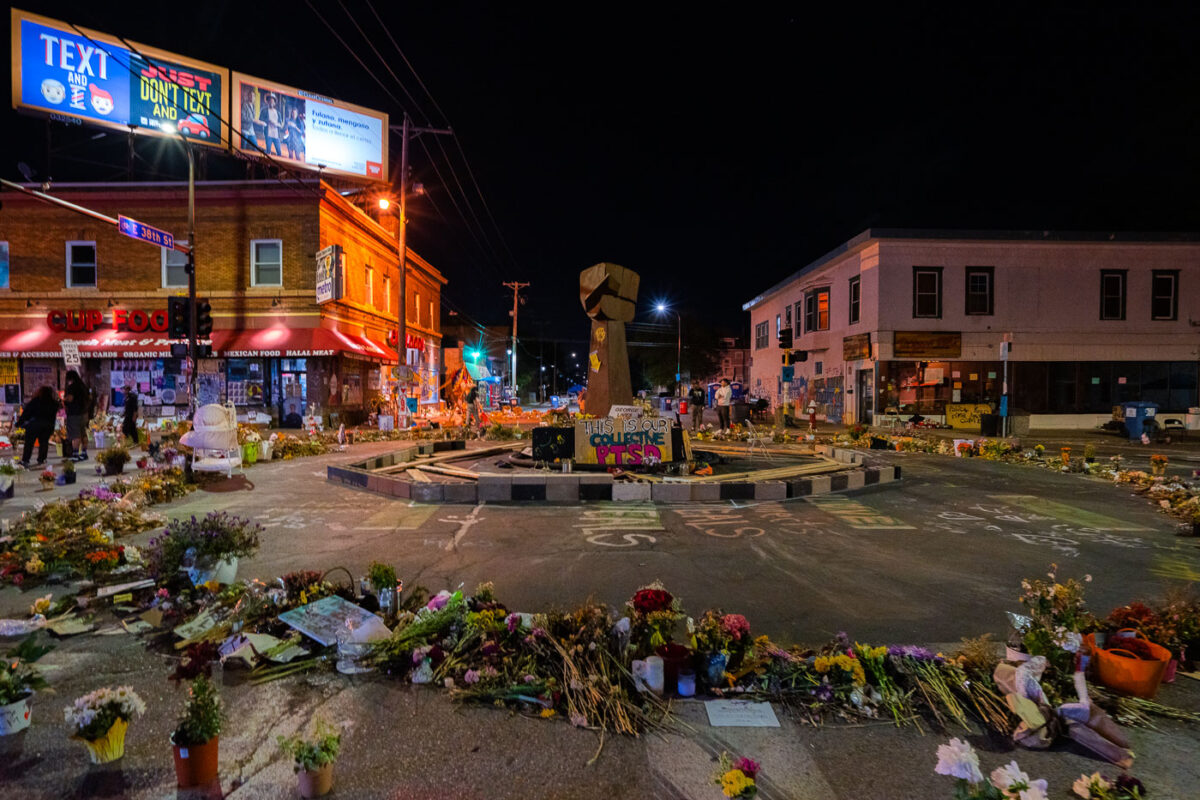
[579,262,640,417]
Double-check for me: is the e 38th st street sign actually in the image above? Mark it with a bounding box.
[118,214,174,250]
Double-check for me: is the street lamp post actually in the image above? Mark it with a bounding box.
[655,303,682,398]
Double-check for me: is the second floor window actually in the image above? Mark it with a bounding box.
[805,287,829,332]
[965,266,994,315]
[848,276,860,324]
[1100,270,1126,320]
[162,243,189,288]
[383,275,391,313]
[913,267,942,318]
[365,266,374,307]
[66,241,97,288]
[251,239,282,286]
[754,321,769,349]
[1151,270,1178,320]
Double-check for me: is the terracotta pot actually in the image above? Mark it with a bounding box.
[172,734,220,788]
[297,762,334,798]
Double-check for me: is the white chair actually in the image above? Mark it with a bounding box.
[743,418,775,462]
[180,403,242,478]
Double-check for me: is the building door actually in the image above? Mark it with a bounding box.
[857,369,874,424]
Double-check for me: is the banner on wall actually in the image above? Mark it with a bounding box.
[574,416,672,466]
[11,8,227,146]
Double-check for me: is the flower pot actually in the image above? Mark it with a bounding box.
[1151,464,1166,477]
[39,479,54,491]
[298,762,334,798]
[0,475,13,499]
[188,556,238,587]
[76,718,128,764]
[0,694,32,735]
[103,461,125,476]
[242,443,258,465]
[136,458,148,469]
[64,472,77,485]
[54,443,63,458]
[172,735,220,788]
[259,441,273,460]
[702,651,729,687]
[655,643,691,696]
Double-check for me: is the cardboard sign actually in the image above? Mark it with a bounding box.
[704,700,780,727]
[575,417,672,465]
[278,595,388,647]
[608,404,643,419]
[946,403,992,430]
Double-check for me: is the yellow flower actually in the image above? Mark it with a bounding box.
[813,656,831,673]
[202,579,220,594]
[721,769,755,798]
[539,708,556,719]
[25,556,45,576]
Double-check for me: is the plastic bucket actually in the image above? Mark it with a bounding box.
[1086,630,1171,698]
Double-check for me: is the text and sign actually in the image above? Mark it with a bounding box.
[607,404,643,419]
[575,417,672,466]
[118,215,174,249]
[945,403,992,430]
[893,331,962,359]
[842,332,872,362]
[315,245,343,304]
[60,339,81,367]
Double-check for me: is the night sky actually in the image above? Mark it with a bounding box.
[5,2,1200,344]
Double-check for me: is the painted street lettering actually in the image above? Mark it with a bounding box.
[574,505,663,547]
[804,496,914,530]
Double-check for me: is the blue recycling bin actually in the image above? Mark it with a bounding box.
[1121,401,1159,440]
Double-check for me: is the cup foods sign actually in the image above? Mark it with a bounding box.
[315,245,344,304]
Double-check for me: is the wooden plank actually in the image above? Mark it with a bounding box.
[374,441,524,474]
[413,464,480,481]
[409,469,432,483]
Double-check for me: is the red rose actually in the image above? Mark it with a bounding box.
[632,588,673,614]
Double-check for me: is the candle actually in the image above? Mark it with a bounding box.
[677,668,696,697]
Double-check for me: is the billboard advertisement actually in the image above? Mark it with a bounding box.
[231,72,387,182]
[10,8,227,147]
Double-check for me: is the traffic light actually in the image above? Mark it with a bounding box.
[778,328,793,349]
[167,297,190,339]
[782,350,808,366]
[195,298,213,337]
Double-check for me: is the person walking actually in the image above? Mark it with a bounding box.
[63,370,90,461]
[715,378,733,432]
[688,380,707,432]
[465,382,482,436]
[122,385,140,446]
[16,385,61,468]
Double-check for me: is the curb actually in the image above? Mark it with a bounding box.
[326,444,900,504]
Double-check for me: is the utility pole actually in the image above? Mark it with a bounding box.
[389,114,452,424]
[503,281,529,403]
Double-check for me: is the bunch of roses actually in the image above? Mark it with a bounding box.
[632,588,674,615]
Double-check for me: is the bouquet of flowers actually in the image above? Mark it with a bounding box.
[1073,772,1148,799]
[63,686,146,741]
[146,512,262,579]
[714,752,760,798]
[935,737,1048,800]
[627,582,685,654]
[1017,564,1094,677]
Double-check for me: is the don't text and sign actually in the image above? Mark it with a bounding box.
[575,417,672,466]
[118,215,174,250]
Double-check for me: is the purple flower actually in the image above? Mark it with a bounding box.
[463,669,480,685]
[523,674,536,684]
[813,684,834,703]
[506,613,519,633]
[1115,775,1145,795]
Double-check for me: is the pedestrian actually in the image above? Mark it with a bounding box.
[16,385,61,468]
[122,385,140,446]
[465,382,482,435]
[63,370,90,461]
[688,380,707,432]
[715,378,733,432]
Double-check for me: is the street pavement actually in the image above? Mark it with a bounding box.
[1,440,1199,798]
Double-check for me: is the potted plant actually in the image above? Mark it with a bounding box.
[1084,443,1097,463]
[1150,454,1168,477]
[64,686,146,763]
[96,443,130,476]
[241,428,261,465]
[278,719,342,798]
[0,644,48,736]
[1060,446,1071,465]
[39,468,55,491]
[368,561,400,617]
[146,511,262,586]
[0,462,16,499]
[171,675,223,788]
[60,458,77,485]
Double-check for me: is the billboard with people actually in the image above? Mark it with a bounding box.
[10,8,227,147]
[231,73,387,182]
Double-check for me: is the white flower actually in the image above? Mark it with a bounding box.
[1017,787,1049,800]
[1073,773,1110,798]
[990,761,1047,796]
[934,738,983,783]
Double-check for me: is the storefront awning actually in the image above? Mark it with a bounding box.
[0,328,175,358]
[212,327,395,362]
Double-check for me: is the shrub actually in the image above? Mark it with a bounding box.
[147,512,262,578]
[173,675,224,747]
[95,443,130,470]
[278,719,342,772]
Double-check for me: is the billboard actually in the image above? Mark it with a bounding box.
[10,8,227,147]
[231,72,387,182]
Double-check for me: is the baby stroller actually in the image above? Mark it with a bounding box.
[180,403,242,478]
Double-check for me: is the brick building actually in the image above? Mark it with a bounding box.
[743,229,1200,429]
[0,179,445,425]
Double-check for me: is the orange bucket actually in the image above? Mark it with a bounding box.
[1086,629,1171,699]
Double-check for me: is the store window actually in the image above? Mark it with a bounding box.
[848,276,860,324]
[365,266,374,307]
[754,321,769,349]
[429,300,435,329]
[912,267,942,318]
[251,239,282,287]
[1151,270,1178,320]
[162,242,189,288]
[66,241,97,288]
[1099,270,1125,320]
[965,267,994,315]
[226,358,265,404]
[804,288,829,332]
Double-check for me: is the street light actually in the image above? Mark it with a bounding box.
[654,302,682,398]
[160,124,198,413]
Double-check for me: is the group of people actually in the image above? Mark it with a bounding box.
[685,378,734,433]
[12,371,138,469]
[240,89,306,161]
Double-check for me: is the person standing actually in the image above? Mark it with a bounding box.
[239,88,258,150]
[16,385,61,468]
[465,382,482,435]
[260,94,283,156]
[688,380,707,432]
[122,385,140,446]
[63,370,90,461]
[286,107,305,161]
[715,378,733,432]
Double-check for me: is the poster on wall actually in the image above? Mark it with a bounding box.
[574,417,672,466]
[11,9,227,146]
[230,72,387,181]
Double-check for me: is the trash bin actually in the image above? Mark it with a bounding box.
[1187,407,1200,431]
[1121,401,1159,440]
[731,402,750,424]
[980,413,1000,436]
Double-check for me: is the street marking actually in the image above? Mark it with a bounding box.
[1150,554,1200,583]
[672,507,765,538]
[575,505,662,547]
[439,505,485,552]
[804,495,914,530]
[989,495,1150,531]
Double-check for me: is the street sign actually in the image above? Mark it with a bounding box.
[781,366,794,382]
[118,215,174,249]
[60,340,81,367]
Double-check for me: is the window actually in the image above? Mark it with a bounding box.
[793,302,803,335]
[161,243,188,288]
[0,241,8,290]
[784,304,792,330]
[775,314,781,338]
[848,276,860,325]
[415,291,421,326]
[383,275,391,313]
[804,287,829,332]
[754,321,769,349]
[250,239,282,286]
[1099,270,1126,320]
[429,300,434,329]
[66,241,97,288]
[1151,270,1178,320]
[912,267,942,318]
[365,266,374,307]
[964,266,994,315]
